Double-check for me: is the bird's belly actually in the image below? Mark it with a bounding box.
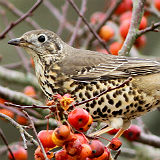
[63,78,160,122]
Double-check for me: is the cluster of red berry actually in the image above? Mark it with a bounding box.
[90,0,160,55]
[35,108,122,160]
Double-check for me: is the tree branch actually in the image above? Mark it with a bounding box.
[119,0,146,56]
[0,85,42,106]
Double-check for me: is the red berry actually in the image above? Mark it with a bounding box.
[120,19,130,39]
[78,114,93,132]
[139,16,147,30]
[80,143,92,159]
[38,130,56,148]
[8,145,28,160]
[55,149,70,160]
[107,128,120,135]
[154,0,160,11]
[68,108,89,129]
[65,139,82,156]
[109,42,123,55]
[34,147,54,160]
[113,0,132,15]
[109,138,122,150]
[120,11,132,23]
[123,125,141,141]
[92,147,110,160]
[74,133,88,144]
[89,140,105,158]
[99,25,114,41]
[135,35,147,48]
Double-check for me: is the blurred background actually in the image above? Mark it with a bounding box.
[0,0,160,159]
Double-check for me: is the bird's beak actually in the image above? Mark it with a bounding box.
[8,38,26,46]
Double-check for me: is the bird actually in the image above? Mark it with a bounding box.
[8,29,160,137]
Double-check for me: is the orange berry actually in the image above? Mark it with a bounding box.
[23,86,36,97]
[0,98,6,104]
[99,25,114,41]
[0,109,14,119]
[109,42,123,55]
[92,147,110,160]
[16,115,28,125]
[109,138,122,150]
[54,125,71,140]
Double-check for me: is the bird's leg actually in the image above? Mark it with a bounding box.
[88,126,114,137]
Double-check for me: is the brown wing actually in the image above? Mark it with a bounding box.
[59,47,160,82]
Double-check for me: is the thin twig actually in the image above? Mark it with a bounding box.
[0,0,43,39]
[87,0,122,47]
[57,1,69,35]
[43,0,74,33]
[69,0,87,46]
[0,113,38,147]
[67,0,111,53]
[0,128,16,160]
[0,0,41,29]
[22,110,49,160]
[0,9,30,72]
[137,21,160,36]
[119,0,146,56]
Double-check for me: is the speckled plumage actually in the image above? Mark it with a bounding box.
[8,29,160,129]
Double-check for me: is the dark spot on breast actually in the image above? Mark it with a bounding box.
[107,109,111,113]
[96,84,100,89]
[126,105,129,109]
[86,103,89,107]
[130,103,134,107]
[115,100,122,108]
[145,103,150,108]
[102,105,108,112]
[155,100,160,105]
[106,94,110,100]
[137,106,144,112]
[108,99,114,105]
[123,93,129,102]
[79,92,83,98]
[93,91,99,96]
[85,92,91,99]
[98,100,102,105]
[86,108,90,112]
[111,81,115,85]
[93,111,97,115]
[112,109,122,116]
[139,100,145,105]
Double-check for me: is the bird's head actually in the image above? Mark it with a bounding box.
[8,29,64,60]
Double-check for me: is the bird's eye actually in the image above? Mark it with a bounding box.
[38,34,46,43]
